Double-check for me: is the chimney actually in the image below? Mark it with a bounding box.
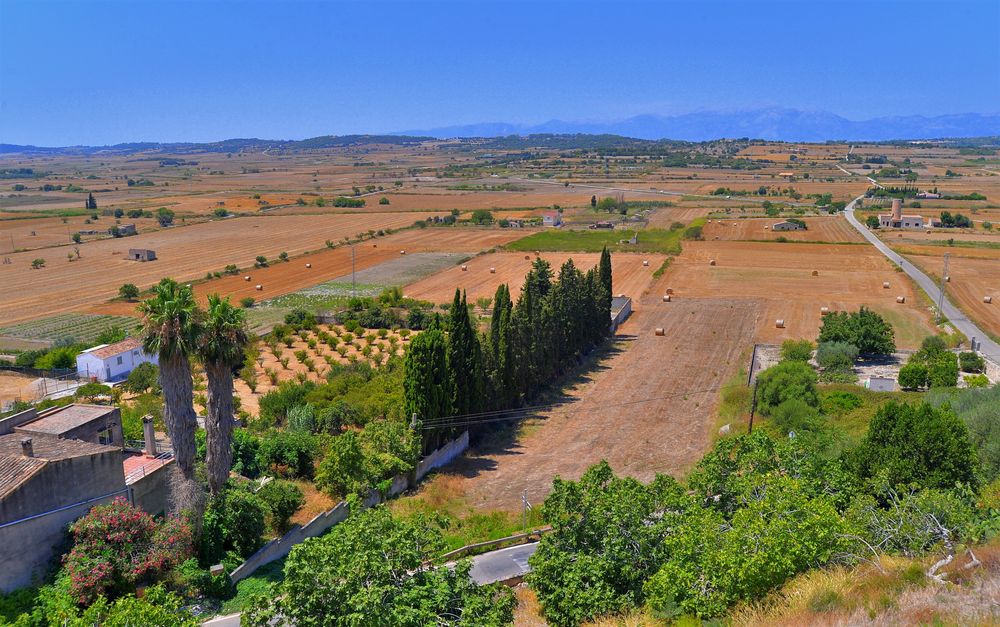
[891,198,902,221]
[21,438,33,458]
[142,415,157,457]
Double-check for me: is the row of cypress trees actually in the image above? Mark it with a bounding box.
[405,248,614,451]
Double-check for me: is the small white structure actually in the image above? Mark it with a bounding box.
[541,212,563,227]
[76,337,157,383]
[610,296,632,332]
[865,376,895,392]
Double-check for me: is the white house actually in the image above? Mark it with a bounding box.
[878,199,924,229]
[541,212,563,227]
[76,337,157,383]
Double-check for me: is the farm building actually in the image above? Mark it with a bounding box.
[114,224,137,236]
[879,199,924,229]
[610,296,632,332]
[772,220,805,231]
[864,376,896,392]
[127,248,156,261]
[76,337,157,383]
[541,212,563,227]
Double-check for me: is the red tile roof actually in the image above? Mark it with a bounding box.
[85,337,143,360]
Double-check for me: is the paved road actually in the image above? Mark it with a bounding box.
[201,541,540,626]
[844,196,1000,362]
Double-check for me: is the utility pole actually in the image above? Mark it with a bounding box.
[937,253,950,324]
[351,244,356,298]
[521,489,531,533]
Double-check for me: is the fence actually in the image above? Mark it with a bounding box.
[229,430,470,583]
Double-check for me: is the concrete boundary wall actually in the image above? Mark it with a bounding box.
[230,431,469,583]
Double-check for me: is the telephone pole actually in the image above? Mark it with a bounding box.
[937,253,950,324]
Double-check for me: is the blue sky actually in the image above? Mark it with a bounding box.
[1,0,998,145]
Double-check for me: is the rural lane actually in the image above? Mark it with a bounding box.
[844,196,1000,362]
[200,542,540,627]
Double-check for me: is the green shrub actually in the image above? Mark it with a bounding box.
[755,360,819,416]
[770,398,821,434]
[257,429,318,479]
[123,362,159,394]
[815,341,859,370]
[257,480,305,534]
[818,307,895,356]
[928,352,959,388]
[964,374,989,388]
[898,362,929,390]
[200,489,267,565]
[959,351,986,373]
[820,390,862,416]
[780,339,813,362]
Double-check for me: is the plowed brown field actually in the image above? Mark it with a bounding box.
[404,252,664,305]
[901,252,1000,338]
[0,213,460,325]
[448,298,758,509]
[659,241,939,348]
[702,216,865,243]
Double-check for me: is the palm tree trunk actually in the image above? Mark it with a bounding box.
[204,360,235,494]
[160,352,198,480]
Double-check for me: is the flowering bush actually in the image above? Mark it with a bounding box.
[64,497,193,605]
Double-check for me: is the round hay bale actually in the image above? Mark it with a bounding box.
[400,250,406,255]
[775,319,785,328]
[666,288,674,295]
[764,225,769,230]
[244,276,251,281]
[654,327,665,336]
[883,281,890,289]
[662,294,671,302]
[489,267,496,274]
[985,296,993,304]
[305,263,312,269]
[373,244,377,248]
[255,284,263,291]
[643,260,650,267]
[945,275,951,282]
[719,423,731,436]
[896,296,905,303]
[709,259,716,266]
[524,255,530,260]
[820,306,830,314]
[811,270,819,276]
[461,264,468,271]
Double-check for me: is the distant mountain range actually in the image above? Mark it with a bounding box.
[2,108,998,155]
[394,108,1000,142]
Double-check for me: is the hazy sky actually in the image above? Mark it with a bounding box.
[2,0,998,145]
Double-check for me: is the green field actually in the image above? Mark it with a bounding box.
[0,313,139,345]
[505,223,698,254]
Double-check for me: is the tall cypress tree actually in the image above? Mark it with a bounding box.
[448,289,483,416]
[404,328,452,451]
[598,246,613,312]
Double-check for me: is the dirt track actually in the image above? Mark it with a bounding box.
[447,297,758,510]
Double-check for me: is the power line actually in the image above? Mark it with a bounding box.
[418,382,746,431]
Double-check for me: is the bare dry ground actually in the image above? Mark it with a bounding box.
[446,297,758,510]
[659,240,939,349]
[702,216,865,243]
[404,252,664,306]
[0,372,36,406]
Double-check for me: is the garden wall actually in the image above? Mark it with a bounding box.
[230,430,470,583]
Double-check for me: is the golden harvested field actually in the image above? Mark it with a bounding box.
[893,249,1000,338]
[0,212,451,325]
[448,297,758,509]
[404,252,664,305]
[0,215,166,253]
[658,241,939,348]
[702,216,865,243]
[87,227,528,317]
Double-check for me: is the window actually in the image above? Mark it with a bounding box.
[116,356,123,365]
[98,428,113,445]
[132,350,139,356]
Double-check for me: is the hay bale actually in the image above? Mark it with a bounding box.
[820,306,830,314]
[489,267,496,274]
[524,255,530,260]
[400,250,406,255]
[709,259,716,266]
[945,275,951,282]
[811,270,819,276]
[654,327,665,336]
[896,296,905,303]
[643,259,650,267]
[883,281,890,289]
[985,296,993,304]
[244,276,251,281]
[775,319,785,328]
[719,423,731,436]
[662,294,671,302]
[255,284,263,291]
[666,288,674,295]
[305,263,312,268]
[461,264,468,271]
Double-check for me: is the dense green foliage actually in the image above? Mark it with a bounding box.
[245,507,515,626]
[755,360,818,415]
[779,339,814,362]
[818,307,895,356]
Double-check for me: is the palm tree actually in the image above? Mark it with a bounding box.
[138,278,202,481]
[198,294,250,494]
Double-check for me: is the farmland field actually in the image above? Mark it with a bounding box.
[446,297,758,509]
[702,216,865,243]
[658,240,940,348]
[504,225,690,253]
[0,313,138,345]
[404,252,665,306]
